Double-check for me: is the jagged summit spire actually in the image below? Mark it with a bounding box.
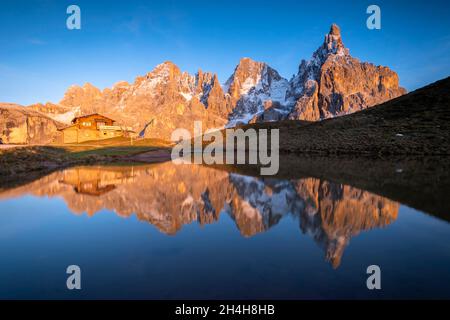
[329,23,341,37]
[235,57,263,70]
[288,24,405,122]
[240,57,254,62]
[320,24,348,57]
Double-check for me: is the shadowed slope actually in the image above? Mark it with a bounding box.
[245,77,450,155]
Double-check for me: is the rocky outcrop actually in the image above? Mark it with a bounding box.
[0,104,63,144]
[287,24,406,121]
[59,83,104,115]
[29,102,80,124]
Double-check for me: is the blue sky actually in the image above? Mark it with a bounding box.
[1,0,449,105]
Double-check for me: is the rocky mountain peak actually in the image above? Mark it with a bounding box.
[312,23,349,66]
[322,23,347,56]
[195,71,223,104]
[329,23,340,36]
[82,82,98,90]
[225,58,290,126]
[147,61,182,82]
[224,57,267,99]
[154,60,179,72]
[287,24,406,121]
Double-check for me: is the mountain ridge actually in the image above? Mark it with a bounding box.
[2,24,407,142]
[242,76,450,155]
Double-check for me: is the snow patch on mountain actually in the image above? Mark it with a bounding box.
[180,92,193,101]
[226,60,290,127]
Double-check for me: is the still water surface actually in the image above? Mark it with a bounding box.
[0,162,449,299]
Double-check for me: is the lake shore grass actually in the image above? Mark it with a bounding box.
[0,137,173,188]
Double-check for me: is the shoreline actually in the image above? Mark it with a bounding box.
[1,150,449,225]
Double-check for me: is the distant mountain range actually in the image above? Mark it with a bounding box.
[1,24,406,143]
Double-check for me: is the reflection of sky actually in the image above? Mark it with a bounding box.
[1,0,449,105]
[1,193,450,299]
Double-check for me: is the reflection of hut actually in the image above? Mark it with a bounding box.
[59,178,117,196]
[58,167,135,196]
[59,113,134,143]
[72,181,116,196]
[59,168,116,196]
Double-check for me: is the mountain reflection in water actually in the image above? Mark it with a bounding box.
[0,163,399,269]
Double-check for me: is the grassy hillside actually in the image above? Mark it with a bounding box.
[244,77,450,155]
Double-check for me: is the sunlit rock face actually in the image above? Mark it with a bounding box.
[35,62,232,140]
[0,104,62,144]
[20,24,405,141]
[0,163,399,268]
[287,24,406,121]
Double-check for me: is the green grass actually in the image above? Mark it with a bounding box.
[51,136,172,151]
[69,146,158,158]
[0,137,173,185]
